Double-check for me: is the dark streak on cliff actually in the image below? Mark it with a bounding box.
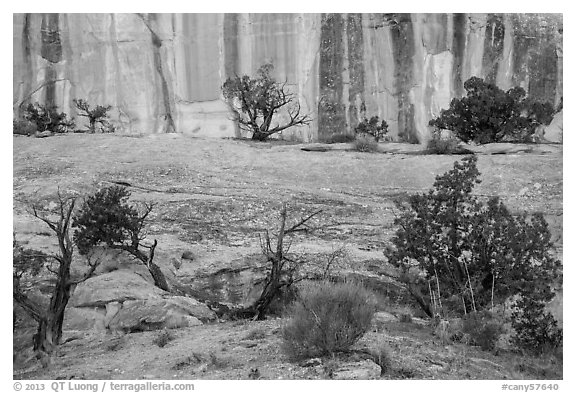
[527,36,557,104]
[19,14,34,115]
[110,14,127,128]
[223,14,239,79]
[41,14,62,107]
[41,14,62,63]
[451,13,466,98]
[318,13,346,140]
[138,13,176,133]
[482,14,505,84]
[390,14,417,143]
[346,13,365,130]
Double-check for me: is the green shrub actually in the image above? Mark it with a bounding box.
[387,156,562,317]
[426,129,461,154]
[367,343,392,375]
[511,296,562,354]
[13,119,36,136]
[73,186,170,291]
[22,102,75,133]
[461,311,504,351]
[429,77,555,144]
[73,99,113,133]
[354,116,388,142]
[353,134,379,152]
[282,280,377,359]
[398,313,413,323]
[153,329,175,348]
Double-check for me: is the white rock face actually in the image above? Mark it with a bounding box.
[13,13,562,143]
[542,110,563,143]
[71,270,167,308]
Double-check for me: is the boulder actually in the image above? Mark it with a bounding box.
[35,131,54,138]
[63,307,106,331]
[71,270,167,307]
[372,311,397,324]
[541,110,563,143]
[179,255,269,306]
[181,251,195,261]
[332,359,381,380]
[162,296,218,322]
[13,120,37,136]
[104,301,122,328]
[108,296,216,332]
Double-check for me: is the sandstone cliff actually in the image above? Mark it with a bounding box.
[13,13,562,143]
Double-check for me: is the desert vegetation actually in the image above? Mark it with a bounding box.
[429,77,555,144]
[73,99,114,133]
[354,116,389,142]
[13,99,115,136]
[19,102,76,134]
[222,63,311,141]
[13,147,562,379]
[282,280,377,359]
[13,191,100,354]
[13,71,562,380]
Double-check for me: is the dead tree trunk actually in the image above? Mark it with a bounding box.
[250,204,322,320]
[112,239,169,291]
[14,193,99,355]
[252,205,287,319]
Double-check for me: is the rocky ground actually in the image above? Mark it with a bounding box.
[12,133,563,380]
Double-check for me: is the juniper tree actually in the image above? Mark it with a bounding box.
[13,191,99,354]
[73,99,112,133]
[73,186,169,291]
[386,156,561,317]
[222,64,311,141]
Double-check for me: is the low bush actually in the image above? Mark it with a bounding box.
[367,343,392,375]
[282,280,377,359]
[354,116,388,142]
[353,134,379,153]
[13,119,36,136]
[461,311,504,351]
[426,129,461,154]
[22,102,75,133]
[398,313,413,323]
[152,329,175,348]
[511,296,562,355]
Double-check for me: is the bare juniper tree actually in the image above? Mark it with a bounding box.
[248,203,322,320]
[222,63,311,141]
[13,192,100,354]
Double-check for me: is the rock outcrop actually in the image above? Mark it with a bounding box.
[108,297,217,332]
[13,13,562,143]
[71,270,165,308]
[66,270,217,332]
[541,110,563,143]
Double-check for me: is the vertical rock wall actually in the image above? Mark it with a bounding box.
[13,13,562,143]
